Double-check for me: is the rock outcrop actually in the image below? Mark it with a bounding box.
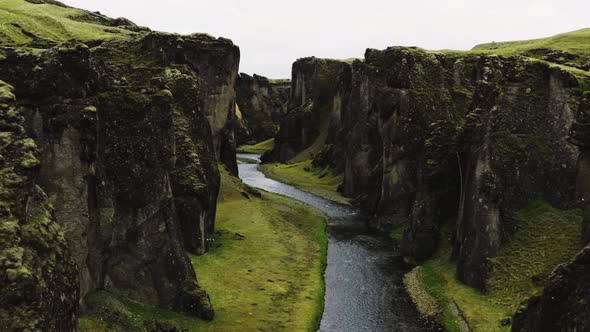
[510,89,590,332]
[269,48,584,289]
[235,73,289,145]
[264,58,350,164]
[0,0,240,323]
[511,244,590,331]
[0,80,79,330]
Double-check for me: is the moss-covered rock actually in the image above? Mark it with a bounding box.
[235,73,289,145]
[0,0,241,324]
[0,80,79,331]
[267,47,586,291]
[264,57,351,164]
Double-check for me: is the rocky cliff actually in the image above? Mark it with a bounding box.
[269,48,586,289]
[235,73,289,145]
[264,58,351,164]
[510,87,590,332]
[0,0,241,327]
[0,80,79,331]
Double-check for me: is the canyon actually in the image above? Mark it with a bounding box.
[0,0,589,331]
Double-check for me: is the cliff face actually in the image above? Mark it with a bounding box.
[510,90,590,332]
[0,80,78,330]
[270,48,583,289]
[0,0,241,324]
[265,58,351,164]
[235,73,289,145]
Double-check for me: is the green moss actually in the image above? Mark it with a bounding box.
[389,224,407,242]
[260,160,350,205]
[407,201,583,331]
[493,131,550,161]
[236,138,275,154]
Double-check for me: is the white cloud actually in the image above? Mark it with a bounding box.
[62,0,590,78]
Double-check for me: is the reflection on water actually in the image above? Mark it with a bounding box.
[238,154,435,332]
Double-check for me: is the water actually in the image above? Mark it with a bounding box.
[237,154,436,332]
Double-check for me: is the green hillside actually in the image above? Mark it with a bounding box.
[472,28,590,70]
[0,0,132,47]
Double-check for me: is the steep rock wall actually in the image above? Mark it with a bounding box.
[270,48,583,289]
[0,26,239,319]
[235,73,289,145]
[0,81,79,330]
[510,91,590,331]
[265,58,351,164]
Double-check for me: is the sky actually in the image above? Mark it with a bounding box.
[62,0,590,79]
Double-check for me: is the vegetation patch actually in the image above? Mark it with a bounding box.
[0,0,130,46]
[80,167,327,331]
[406,200,583,331]
[259,160,350,205]
[389,224,407,242]
[472,28,590,70]
[237,138,275,154]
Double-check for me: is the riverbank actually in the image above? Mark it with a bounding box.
[79,166,327,331]
[236,138,275,154]
[405,201,583,332]
[237,139,351,205]
[259,161,351,205]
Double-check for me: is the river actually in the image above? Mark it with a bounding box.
[237,154,435,332]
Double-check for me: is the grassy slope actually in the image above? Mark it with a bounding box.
[257,99,351,205]
[0,0,130,46]
[435,28,590,89]
[472,28,590,65]
[260,160,350,205]
[237,138,275,154]
[79,167,327,331]
[406,201,583,331]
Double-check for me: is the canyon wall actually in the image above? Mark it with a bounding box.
[269,48,584,289]
[0,80,79,331]
[265,58,351,163]
[510,89,590,332]
[235,73,289,145]
[0,0,241,327]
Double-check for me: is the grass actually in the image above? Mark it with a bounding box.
[259,160,350,205]
[434,28,590,88]
[237,138,275,154]
[79,166,327,331]
[0,0,130,46]
[472,28,590,67]
[406,200,583,332]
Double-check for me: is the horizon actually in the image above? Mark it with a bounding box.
[59,0,590,79]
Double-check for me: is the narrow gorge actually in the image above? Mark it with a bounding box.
[1,0,589,331]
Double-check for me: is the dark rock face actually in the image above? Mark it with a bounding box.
[0,29,239,319]
[264,58,351,164]
[0,81,79,330]
[511,244,590,332]
[270,48,582,289]
[571,92,590,245]
[235,73,289,145]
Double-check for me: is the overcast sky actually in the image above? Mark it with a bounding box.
[62,0,589,79]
